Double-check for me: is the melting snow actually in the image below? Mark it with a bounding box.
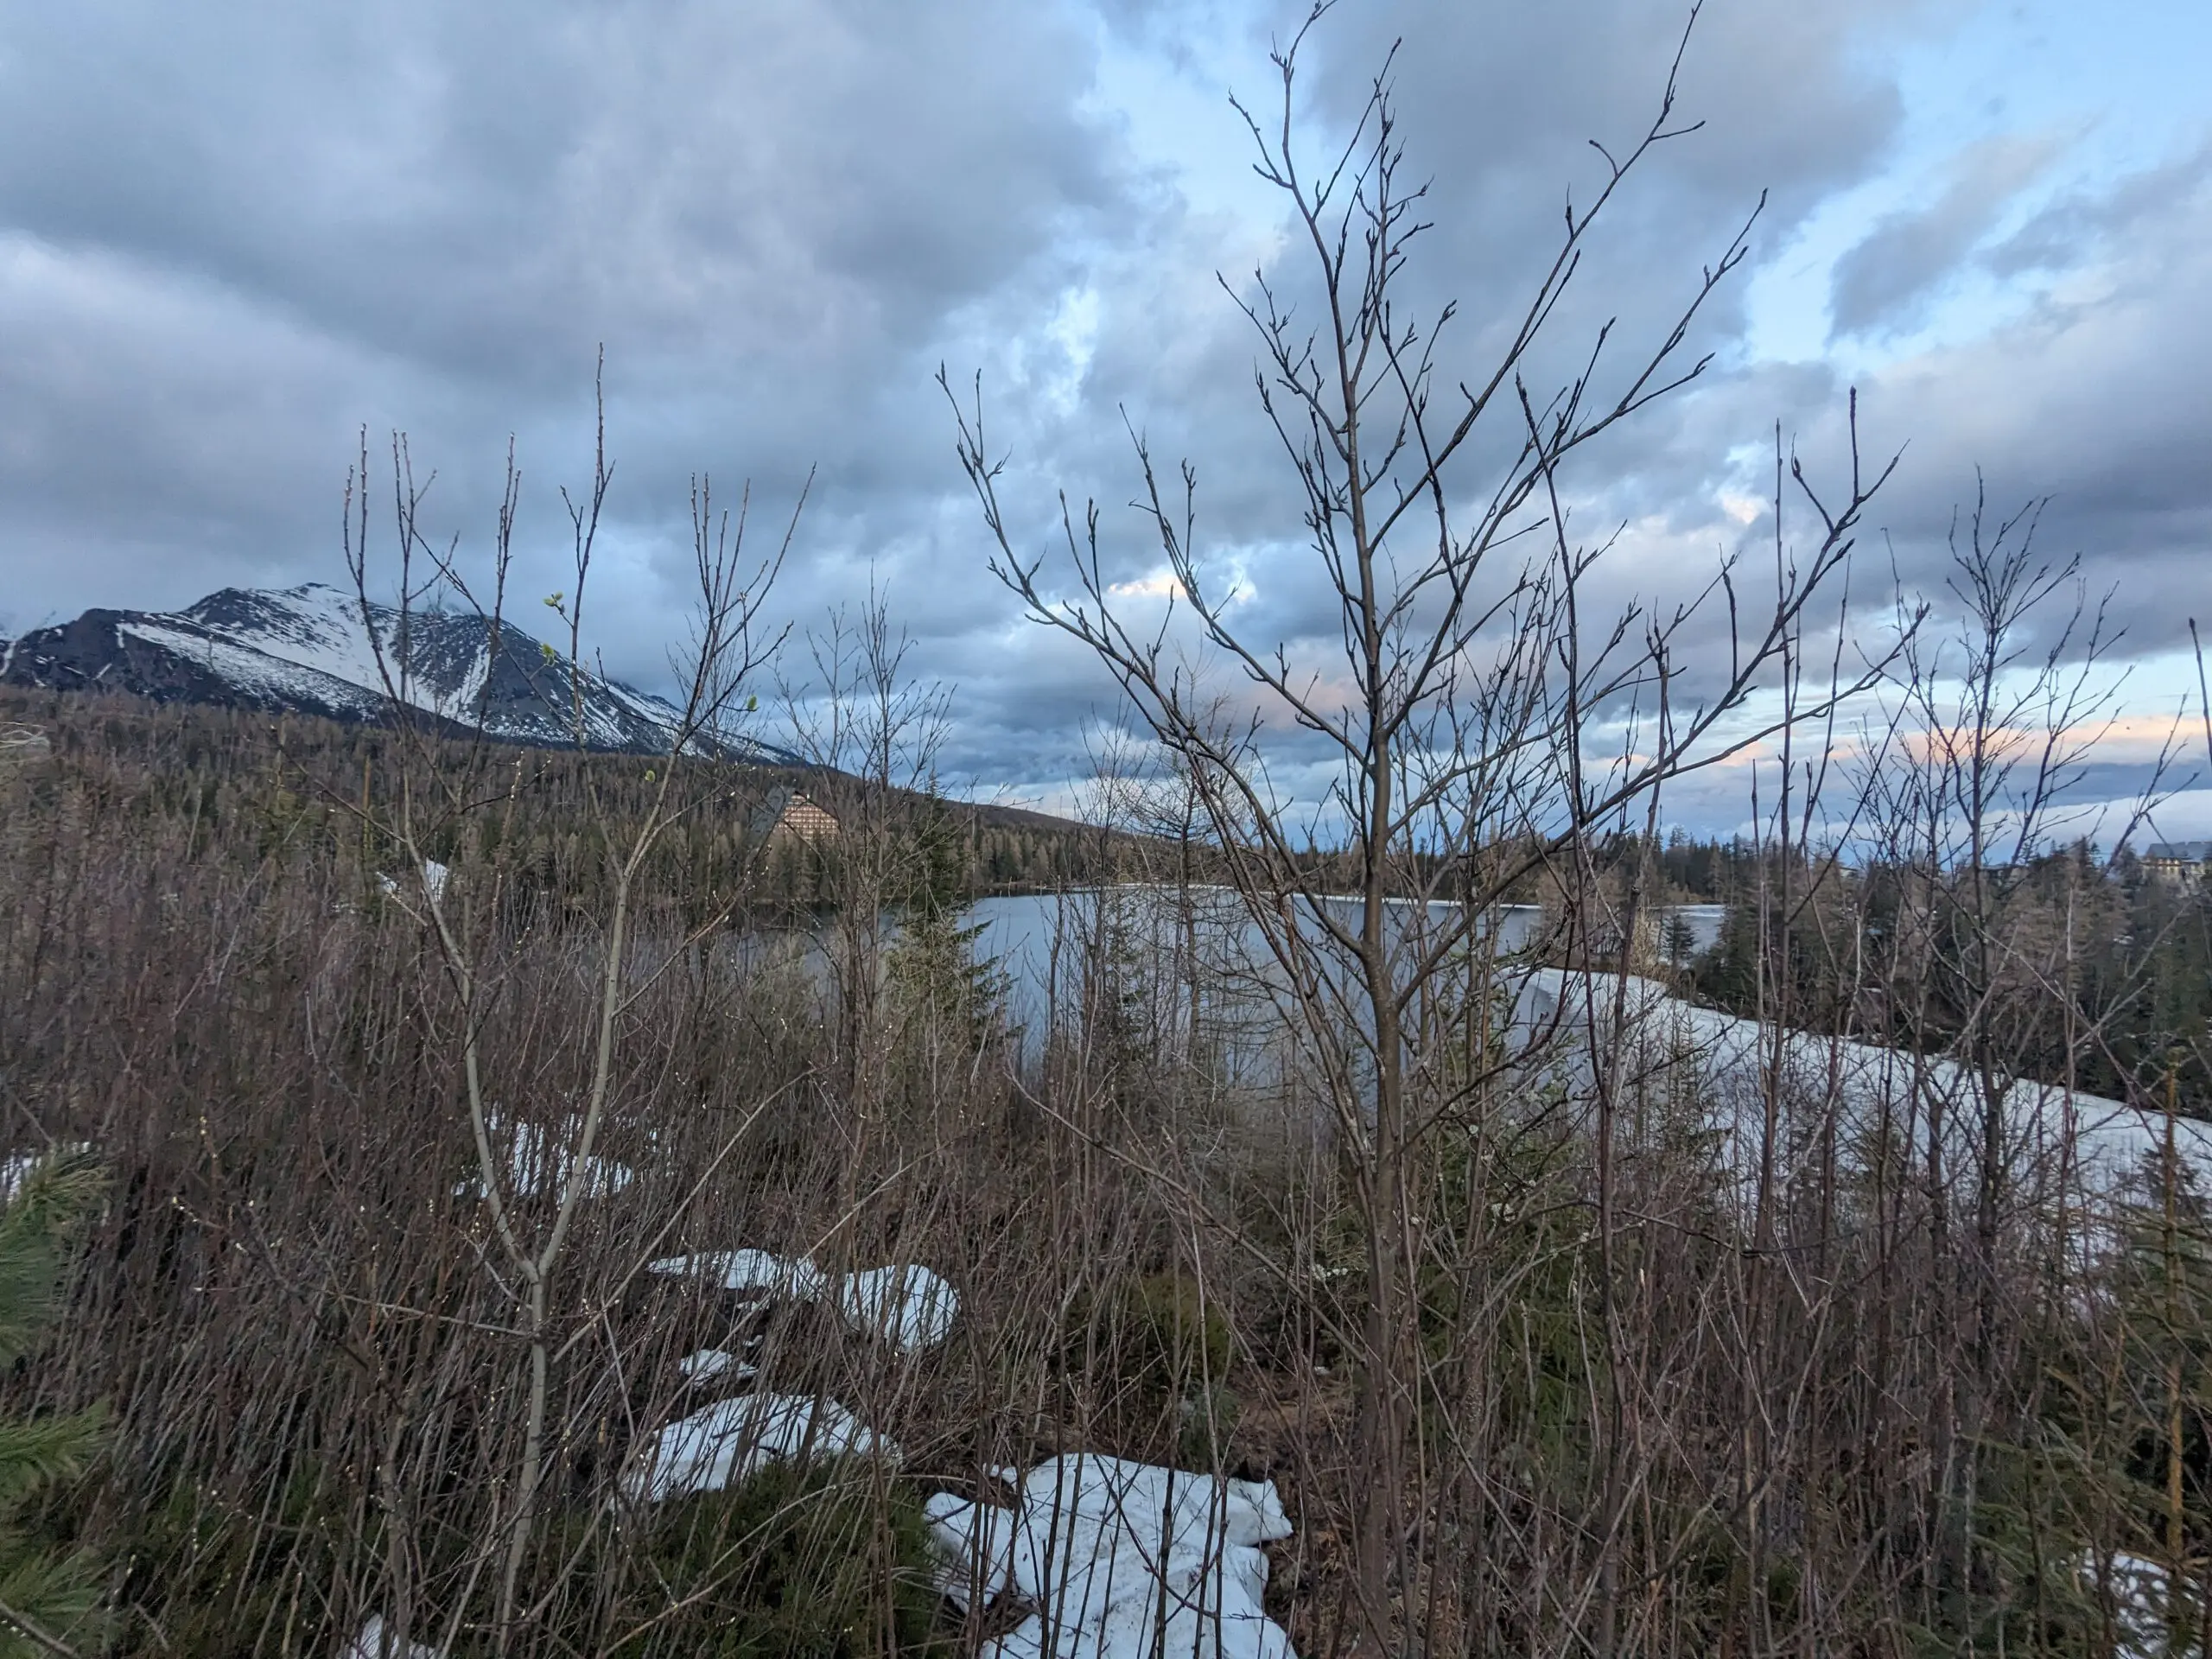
[647,1252,959,1354]
[1510,968,2212,1195]
[677,1348,757,1385]
[454,1117,634,1200]
[925,1455,1298,1659]
[621,1393,896,1503]
[835,1264,962,1352]
[378,861,449,908]
[650,1249,828,1300]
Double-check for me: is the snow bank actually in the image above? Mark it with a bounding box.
[647,1252,959,1354]
[925,1455,1297,1659]
[1510,968,2212,1196]
[621,1393,897,1503]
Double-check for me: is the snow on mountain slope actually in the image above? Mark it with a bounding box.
[1,582,796,762]
[115,620,387,720]
[181,585,396,701]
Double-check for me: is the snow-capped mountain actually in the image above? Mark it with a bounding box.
[0,583,795,762]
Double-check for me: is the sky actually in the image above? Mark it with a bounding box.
[0,0,2206,841]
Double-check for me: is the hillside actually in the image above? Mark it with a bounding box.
[0,684,1121,901]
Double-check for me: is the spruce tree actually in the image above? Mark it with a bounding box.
[0,1150,107,1657]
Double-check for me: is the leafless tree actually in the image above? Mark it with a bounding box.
[950,9,1897,1648]
[342,366,803,1655]
[1853,485,2186,1626]
[773,575,962,1128]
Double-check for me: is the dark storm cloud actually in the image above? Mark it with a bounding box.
[3,0,2205,817]
[0,3,1112,373]
[0,0,1124,652]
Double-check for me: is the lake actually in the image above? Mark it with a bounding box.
[960,888,1727,1072]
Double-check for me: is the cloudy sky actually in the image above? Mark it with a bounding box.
[1,0,2206,836]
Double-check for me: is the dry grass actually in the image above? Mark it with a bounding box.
[0,688,2205,1657]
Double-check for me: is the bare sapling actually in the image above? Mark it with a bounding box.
[950,7,1899,1649]
[773,575,958,1133]
[342,365,804,1653]
[1856,484,2187,1628]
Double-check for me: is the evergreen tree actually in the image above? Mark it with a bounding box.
[0,1150,108,1658]
[886,787,1006,1050]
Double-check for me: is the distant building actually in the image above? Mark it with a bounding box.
[2144,841,2212,883]
[750,786,839,846]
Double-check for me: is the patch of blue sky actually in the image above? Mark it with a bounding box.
[1745,0,2212,371]
[1082,1,1284,238]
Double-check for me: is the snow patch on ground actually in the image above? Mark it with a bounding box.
[453,1117,634,1200]
[650,1249,828,1300]
[378,860,448,908]
[621,1393,896,1503]
[647,1252,959,1354]
[676,1348,757,1385]
[834,1264,962,1352]
[925,1455,1298,1659]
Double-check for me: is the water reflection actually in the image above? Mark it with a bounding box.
[963,888,1727,1074]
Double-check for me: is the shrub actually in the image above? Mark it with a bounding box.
[588,1462,950,1658]
[1103,1272,1235,1386]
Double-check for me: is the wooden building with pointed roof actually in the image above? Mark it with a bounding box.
[749,785,840,846]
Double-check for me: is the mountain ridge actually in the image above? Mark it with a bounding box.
[0,582,798,763]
